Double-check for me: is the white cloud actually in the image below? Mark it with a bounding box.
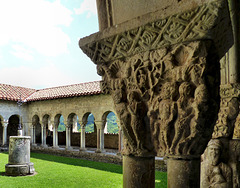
[0,0,73,57]
[0,65,76,89]
[74,0,97,17]
[11,45,34,61]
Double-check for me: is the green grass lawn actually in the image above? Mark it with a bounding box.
[0,152,167,188]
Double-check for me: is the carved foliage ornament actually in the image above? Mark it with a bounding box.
[98,41,219,157]
[80,0,231,65]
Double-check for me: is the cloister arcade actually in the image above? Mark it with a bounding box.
[0,91,122,153]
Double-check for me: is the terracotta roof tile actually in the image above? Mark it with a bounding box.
[0,81,102,102]
[0,84,36,101]
[26,81,102,101]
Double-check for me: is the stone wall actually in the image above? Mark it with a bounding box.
[58,131,119,149]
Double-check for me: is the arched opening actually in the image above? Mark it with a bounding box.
[67,113,79,148]
[84,113,95,133]
[82,113,96,150]
[102,111,120,151]
[32,115,41,145]
[42,114,52,147]
[105,112,118,134]
[7,115,19,143]
[57,115,66,147]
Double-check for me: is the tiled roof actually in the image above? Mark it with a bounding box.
[26,81,102,101]
[0,84,36,101]
[0,81,102,102]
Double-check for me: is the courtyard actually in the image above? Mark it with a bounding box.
[0,152,167,188]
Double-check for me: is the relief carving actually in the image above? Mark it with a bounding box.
[201,139,232,188]
[212,84,240,139]
[80,0,231,65]
[98,41,219,157]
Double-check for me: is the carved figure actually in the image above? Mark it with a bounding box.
[170,82,194,154]
[201,139,232,188]
[181,84,209,154]
[158,82,178,153]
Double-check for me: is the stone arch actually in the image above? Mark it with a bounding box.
[67,113,79,149]
[55,114,66,146]
[68,113,79,133]
[42,114,52,147]
[7,114,20,142]
[32,114,41,145]
[82,112,96,133]
[102,111,118,134]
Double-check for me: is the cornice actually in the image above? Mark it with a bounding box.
[80,0,232,64]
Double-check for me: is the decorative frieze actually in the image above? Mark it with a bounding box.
[80,0,232,65]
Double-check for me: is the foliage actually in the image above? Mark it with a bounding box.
[0,152,167,188]
[107,112,118,133]
[85,114,95,133]
[57,116,65,132]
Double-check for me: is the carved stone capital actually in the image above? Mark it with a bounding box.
[93,41,219,158]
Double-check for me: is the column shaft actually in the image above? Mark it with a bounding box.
[100,128,104,151]
[123,156,155,188]
[80,126,86,151]
[167,158,200,188]
[2,123,7,146]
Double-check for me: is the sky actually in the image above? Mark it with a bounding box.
[0,0,100,89]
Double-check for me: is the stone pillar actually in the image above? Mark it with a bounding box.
[118,127,123,153]
[31,125,37,147]
[41,125,47,148]
[65,125,72,150]
[2,121,8,146]
[123,156,155,188]
[168,158,200,188]
[30,125,34,144]
[80,123,86,151]
[80,0,231,187]
[95,121,105,153]
[52,124,59,149]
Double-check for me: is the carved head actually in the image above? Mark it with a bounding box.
[179,82,192,98]
[207,139,222,166]
[161,82,178,100]
[194,84,208,103]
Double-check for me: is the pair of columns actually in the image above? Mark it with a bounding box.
[31,123,73,150]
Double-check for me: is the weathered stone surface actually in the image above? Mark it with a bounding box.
[5,136,35,176]
[80,0,232,64]
[168,158,200,188]
[201,139,233,188]
[123,155,155,188]
[8,136,31,164]
[80,0,234,187]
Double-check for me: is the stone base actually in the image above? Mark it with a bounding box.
[95,149,105,153]
[79,148,87,151]
[5,162,35,176]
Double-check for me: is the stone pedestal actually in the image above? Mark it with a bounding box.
[5,136,35,176]
[123,156,155,188]
[167,158,200,188]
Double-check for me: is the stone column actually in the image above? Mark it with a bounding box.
[41,124,47,148]
[2,121,8,146]
[80,123,86,151]
[52,124,59,149]
[31,125,37,147]
[95,121,105,153]
[118,127,123,153]
[65,125,72,150]
[80,0,231,187]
